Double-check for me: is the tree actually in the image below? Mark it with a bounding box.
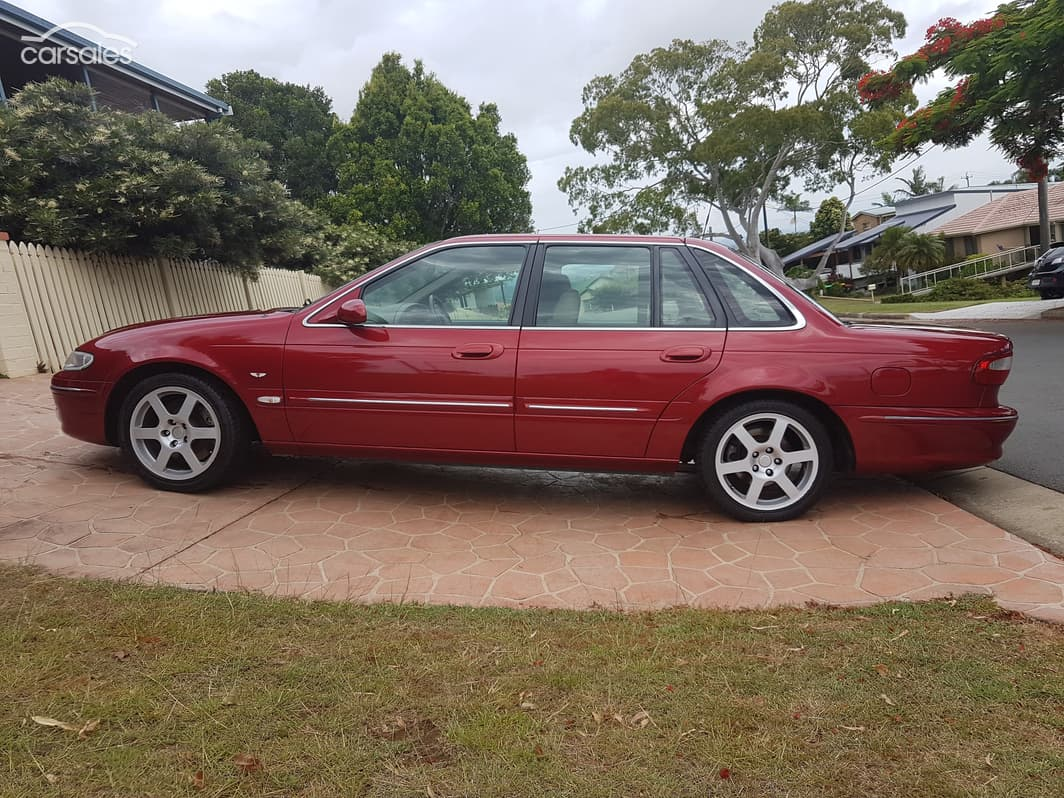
[0,78,319,271]
[809,197,853,239]
[206,70,339,204]
[327,54,533,244]
[859,0,1064,252]
[896,230,946,272]
[874,192,897,206]
[864,224,909,285]
[762,227,814,257]
[560,0,907,272]
[777,192,812,232]
[894,166,946,197]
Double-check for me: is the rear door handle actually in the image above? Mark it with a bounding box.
[661,346,710,363]
[452,343,505,360]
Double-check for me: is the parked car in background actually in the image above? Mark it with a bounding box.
[1028,244,1064,299]
[51,235,1017,522]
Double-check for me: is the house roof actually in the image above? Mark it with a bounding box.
[0,0,230,119]
[933,183,1064,237]
[781,230,857,266]
[852,208,896,218]
[844,205,954,248]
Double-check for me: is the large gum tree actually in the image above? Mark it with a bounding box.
[559,0,907,273]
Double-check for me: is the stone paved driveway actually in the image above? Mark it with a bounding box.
[2,376,1062,623]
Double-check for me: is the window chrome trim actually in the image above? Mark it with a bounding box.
[303,397,511,409]
[529,326,726,332]
[527,404,641,413]
[687,243,807,332]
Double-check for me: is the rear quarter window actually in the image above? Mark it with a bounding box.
[691,249,796,328]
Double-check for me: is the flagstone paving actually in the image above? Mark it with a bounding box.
[2,375,1062,623]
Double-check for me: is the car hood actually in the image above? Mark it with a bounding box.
[93,309,298,340]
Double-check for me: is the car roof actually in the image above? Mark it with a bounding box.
[437,233,735,255]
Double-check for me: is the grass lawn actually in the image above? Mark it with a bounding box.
[2,566,1062,797]
[816,297,1037,315]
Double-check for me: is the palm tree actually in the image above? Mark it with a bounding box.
[896,232,946,273]
[777,192,812,233]
[873,192,896,207]
[865,225,909,288]
[894,167,947,198]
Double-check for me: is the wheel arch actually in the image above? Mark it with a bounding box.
[679,389,855,472]
[105,362,261,446]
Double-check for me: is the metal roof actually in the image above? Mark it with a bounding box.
[844,205,954,248]
[0,0,230,118]
[781,230,856,265]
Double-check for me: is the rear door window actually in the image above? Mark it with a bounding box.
[692,249,796,328]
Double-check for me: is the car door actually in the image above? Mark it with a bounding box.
[283,243,529,453]
[514,244,727,459]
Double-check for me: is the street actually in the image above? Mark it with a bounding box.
[966,320,1064,492]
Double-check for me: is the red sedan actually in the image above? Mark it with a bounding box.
[51,235,1017,522]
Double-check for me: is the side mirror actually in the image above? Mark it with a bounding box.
[336,298,368,325]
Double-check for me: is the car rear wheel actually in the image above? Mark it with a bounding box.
[119,373,247,492]
[699,400,833,522]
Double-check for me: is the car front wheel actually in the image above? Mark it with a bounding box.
[119,373,247,492]
[699,400,833,522]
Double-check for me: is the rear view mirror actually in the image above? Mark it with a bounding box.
[337,298,368,325]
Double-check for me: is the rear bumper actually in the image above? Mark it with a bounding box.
[838,405,1018,473]
[51,374,111,445]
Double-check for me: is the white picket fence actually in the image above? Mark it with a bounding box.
[0,240,328,376]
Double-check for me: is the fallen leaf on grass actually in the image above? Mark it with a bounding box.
[137,635,164,647]
[518,691,536,710]
[533,744,546,759]
[592,711,604,724]
[888,630,909,642]
[630,710,651,728]
[190,770,205,790]
[985,754,994,767]
[111,650,131,662]
[31,716,78,733]
[31,716,100,738]
[44,774,58,785]
[749,625,779,630]
[873,663,890,677]
[232,754,262,774]
[839,725,866,732]
[719,768,732,780]
[879,694,895,707]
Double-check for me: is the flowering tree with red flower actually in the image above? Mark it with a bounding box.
[859,0,1064,252]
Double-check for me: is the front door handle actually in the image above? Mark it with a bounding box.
[661,346,710,363]
[452,343,505,360]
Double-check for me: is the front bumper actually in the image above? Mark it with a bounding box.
[51,374,111,445]
[838,405,1018,473]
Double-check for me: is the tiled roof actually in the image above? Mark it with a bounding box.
[934,183,1064,236]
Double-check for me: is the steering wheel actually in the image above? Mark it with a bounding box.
[428,293,451,324]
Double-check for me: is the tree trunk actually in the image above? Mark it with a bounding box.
[1038,178,1051,255]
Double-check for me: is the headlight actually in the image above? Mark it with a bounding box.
[62,350,94,371]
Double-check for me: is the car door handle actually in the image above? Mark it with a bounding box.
[661,346,710,363]
[452,343,505,359]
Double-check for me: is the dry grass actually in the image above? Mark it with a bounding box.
[1,564,1061,797]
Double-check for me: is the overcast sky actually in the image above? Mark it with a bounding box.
[19,0,1018,235]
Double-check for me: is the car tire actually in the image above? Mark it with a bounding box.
[119,372,248,492]
[699,400,833,522]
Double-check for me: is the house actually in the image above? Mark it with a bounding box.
[782,184,1036,279]
[0,0,229,120]
[851,208,895,232]
[930,182,1064,260]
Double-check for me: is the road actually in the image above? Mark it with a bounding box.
[964,320,1064,492]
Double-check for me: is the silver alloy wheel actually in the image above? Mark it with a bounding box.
[129,386,221,480]
[713,412,820,511]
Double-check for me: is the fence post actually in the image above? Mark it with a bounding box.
[241,272,256,311]
[156,256,179,317]
[0,241,41,377]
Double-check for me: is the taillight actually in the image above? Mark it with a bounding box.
[973,353,1012,385]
